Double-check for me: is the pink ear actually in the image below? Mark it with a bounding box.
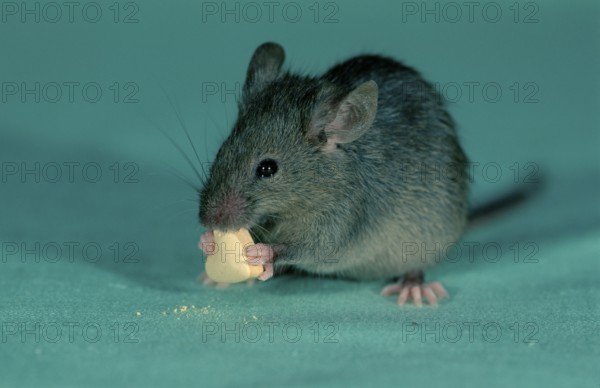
[309,81,378,150]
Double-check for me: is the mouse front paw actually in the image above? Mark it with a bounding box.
[381,270,449,307]
[245,244,276,281]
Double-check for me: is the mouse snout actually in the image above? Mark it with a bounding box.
[203,194,247,229]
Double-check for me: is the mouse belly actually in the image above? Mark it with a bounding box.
[284,257,432,280]
[276,217,467,280]
[276,238,445,280]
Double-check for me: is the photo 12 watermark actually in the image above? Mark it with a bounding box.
[197,161,542,186]
[1,81,140,104]
[400,321,539,344]
[200,80,540,104]
[201,320,340,343]
[199,237,540,266]
[1,241,141,264]
[2,321,140,344]
[0,1,140,24]
[399,1,540,24]
[0,161,140,184]
[200,1,340,23]
[400,240,540,265]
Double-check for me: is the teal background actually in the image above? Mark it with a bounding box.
[1,0,599,387]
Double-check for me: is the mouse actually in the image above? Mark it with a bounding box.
[196,42,495,306]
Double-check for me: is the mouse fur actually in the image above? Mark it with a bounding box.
[199,42,469,280]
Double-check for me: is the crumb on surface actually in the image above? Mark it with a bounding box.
[161,304,218,318]
[200,305,212,315]
[135,311,142,317]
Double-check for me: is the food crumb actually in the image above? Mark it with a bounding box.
[200,305,213,315]
[162,305,216,318]
[135,311,142,317]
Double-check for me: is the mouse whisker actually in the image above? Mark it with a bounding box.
[250,222,273,241]
[154,124,205,187]
[159,87,207,187]
[169,99,205,181]
[155,163,201,192]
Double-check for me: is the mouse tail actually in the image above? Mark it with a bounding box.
[467,176,544,229]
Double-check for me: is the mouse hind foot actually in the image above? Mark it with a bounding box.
[381,270,449,307]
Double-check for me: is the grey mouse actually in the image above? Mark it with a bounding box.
[197,42,472,306]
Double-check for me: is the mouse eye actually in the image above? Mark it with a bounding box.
[256,159,278,178]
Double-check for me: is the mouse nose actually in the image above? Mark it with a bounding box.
[206,194,246,228]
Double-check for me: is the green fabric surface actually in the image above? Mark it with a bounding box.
[1,1,599,387]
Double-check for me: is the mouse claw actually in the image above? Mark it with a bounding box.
[427,281,449,299]
[410,286,423,307]
[381,270,449,307]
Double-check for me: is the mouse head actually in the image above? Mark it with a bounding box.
[199,42,378,232]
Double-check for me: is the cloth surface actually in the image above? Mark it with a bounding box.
[1,1,598,387]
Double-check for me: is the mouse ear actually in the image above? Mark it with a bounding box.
[309,80,378,149]
[243,42,285,96]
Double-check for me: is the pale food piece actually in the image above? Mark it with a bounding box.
[205,229,264,283]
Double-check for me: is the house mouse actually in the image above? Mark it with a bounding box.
[197,42,474,306]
